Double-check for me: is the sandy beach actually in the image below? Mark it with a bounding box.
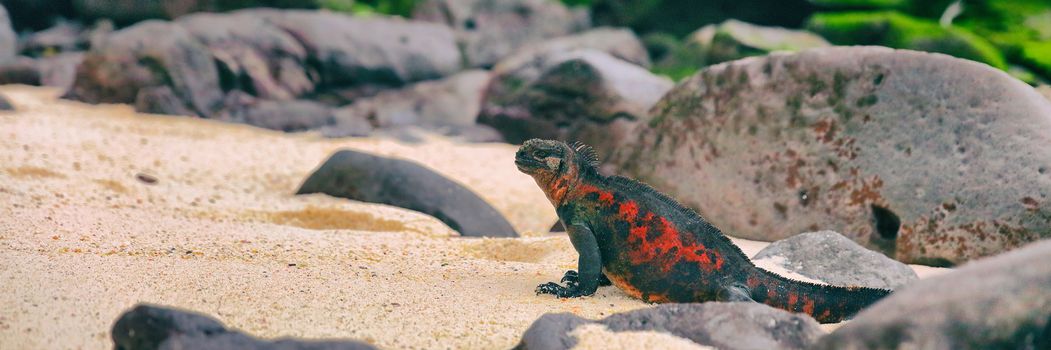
[0,85,946,349]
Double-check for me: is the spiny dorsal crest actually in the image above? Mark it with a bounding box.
[569,141,600,168]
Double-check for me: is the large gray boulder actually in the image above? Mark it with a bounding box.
[753,231,918,290]
[262,10,461,88]
[177,11,313,101]
[66,20,224,117]
[813,239,1051,349]
[517,302,825,350]
[613,47,1051,265]
[479,49,671,160]
[413,0,589,68]
[0,4,15,63]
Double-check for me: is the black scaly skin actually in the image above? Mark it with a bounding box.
[515,139,891,323]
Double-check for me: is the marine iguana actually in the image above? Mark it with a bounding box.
[515,139,890,323]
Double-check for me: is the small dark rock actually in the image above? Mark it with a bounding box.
[111,303,377,350]
[413,0,590,68]
[135,173,158,184]
[753,230,918,290]
[297,150,517,237]
[814,239,1051,350]
[517,302,825,350]
[0,94,13,110]
[549,221,565,232]
[0,57,42,85]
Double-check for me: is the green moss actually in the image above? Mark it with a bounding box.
[810,0,906,9]
[806,11,1007,70]
[321,0,417,16]
[1021,41,1051,79]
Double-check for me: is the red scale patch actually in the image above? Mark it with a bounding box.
[624,211,719,273]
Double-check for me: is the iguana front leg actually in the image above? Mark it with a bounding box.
[559,270,612,286]
[536,223,602,298]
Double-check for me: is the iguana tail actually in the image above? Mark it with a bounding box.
[745,268,891,323]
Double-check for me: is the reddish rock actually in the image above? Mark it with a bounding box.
[613,47,1051,265]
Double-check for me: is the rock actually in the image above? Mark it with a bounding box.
[413,0,589,68]
[0,4,15,63]
[0,53,84,90]
[813,239,1051,350]
[1039,85,1051,102]
[112,303,378,350]
[297,150,517,237]
[216,92,335,132]
[517,302,825,350]
[36,52,84,91]
[590,0,817,38]
[0,94,12,110]
[20,20,89,57]
[612,46,1051,265]
[262,10,461,88]
[443,124,505,143]
[499,27,652,70]
[0,57,43,85]
[135,86,196,116]
[321,70,491,138]
[176,11,313,101]
[806,11,1007,70]
[72,0,316,24]
[753,231,918,290]
[66,20,223,117]
[695,19,831,65]
[653,20,830,81]
[479,49,672,160]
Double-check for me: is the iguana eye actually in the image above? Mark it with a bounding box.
[533,150,549,158]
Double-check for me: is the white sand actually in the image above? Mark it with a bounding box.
[0,86,948,349]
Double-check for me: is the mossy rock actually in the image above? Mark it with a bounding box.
[807,11,1007,70]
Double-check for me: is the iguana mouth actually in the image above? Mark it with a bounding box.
[514,157,535,173]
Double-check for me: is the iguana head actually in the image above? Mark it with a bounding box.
[516,139,600,204]
[515,139,572,177]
